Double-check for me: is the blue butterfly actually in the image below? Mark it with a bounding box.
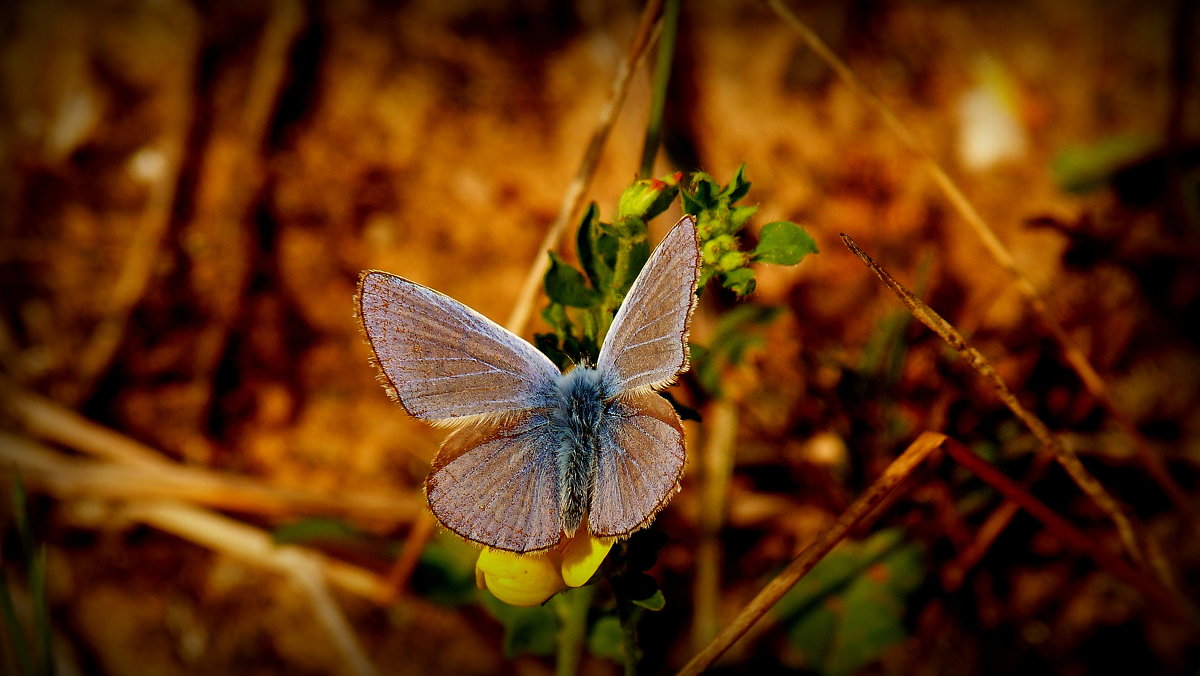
[358,216,700,553]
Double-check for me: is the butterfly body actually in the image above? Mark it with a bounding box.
[548,365,615,537]
[358,216,701,553]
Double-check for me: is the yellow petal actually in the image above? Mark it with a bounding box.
[476,548,565,607]
[561,534,614,587]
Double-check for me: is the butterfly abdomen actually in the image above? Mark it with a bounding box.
[550,367,615,536]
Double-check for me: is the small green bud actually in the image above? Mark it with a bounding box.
[717,250,750,272]
[701,234,737,266]
[617,172,682,221]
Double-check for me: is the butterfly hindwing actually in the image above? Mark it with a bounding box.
[358,271,561,422]
[595,216,701,393]
[426,411,562,552]
[589,390,686,537]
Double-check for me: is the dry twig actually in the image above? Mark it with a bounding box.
[839,233,1146,568]
[679,431,949,675]
[504,0,665,334]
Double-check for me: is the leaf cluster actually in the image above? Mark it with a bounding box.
[537,166,817,369]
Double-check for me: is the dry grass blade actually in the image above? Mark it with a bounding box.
[124,501,382,676]
[504,0,665,334]
[3,384,167,470]
[938,439,1190,623]
[942,451,1054,590]
[0,431,417,524]
[839,233,1146,569]
[678,431,948,675]
[765,0,1197,531]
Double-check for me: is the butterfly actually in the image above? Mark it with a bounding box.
[357,215,700,553]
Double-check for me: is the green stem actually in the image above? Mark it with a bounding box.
[0,572,32,676]
[616,595,642,676]
[553,586,593,676]
[638,0,681,179]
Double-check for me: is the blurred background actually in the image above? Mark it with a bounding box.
[1,0,1197,673]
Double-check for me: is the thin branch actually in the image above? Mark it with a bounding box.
[839,233,1146,569]
[942,450,1053,591]
[765,0,1198,531]
[678,431,948,675]
[939,439,1190,622]
[504,1,665,334]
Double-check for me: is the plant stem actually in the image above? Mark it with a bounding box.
[553,586,593,676]
[638,0,681,179]
[616,593,641,676]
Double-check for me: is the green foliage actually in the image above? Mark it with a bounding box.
[413,533,479,606]
[691,304,783,396]
[537,165,816,366]
[529,165,818,672]
[481,592,559,657]
[1051,134,1153,195]
[774,529,926,676]
[1,474,52,676]
[272,517,363,546]
[754,221,819,265]
[545,252,600,308]
[587,614,625,661]
[632,588,665,611]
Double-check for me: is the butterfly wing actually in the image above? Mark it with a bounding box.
[588,390,686,537]
[358,271,561,422]
[426,411,562,552]
[595,216,701,393]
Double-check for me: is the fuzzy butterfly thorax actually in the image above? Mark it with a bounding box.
[549,366,616,537]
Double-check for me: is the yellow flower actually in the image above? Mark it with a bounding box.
[476,534,615,606]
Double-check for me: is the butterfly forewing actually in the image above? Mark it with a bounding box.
[589,390,686,537]
[426,412,562,552]
[596,216,701,392]
[358,271,561,422]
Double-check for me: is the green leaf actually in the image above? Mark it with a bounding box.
[412,534,478,606]
[632,588,665,611]
[545,252,600,307]
[692,175,715,208]
[1051,134,1153,194]
[612,241,650,297]
[587,614,624,662]
[786,597,837,668]
[774,529,926,676]
[576,202,604,290]
[721,267,756,296]
[753,221,818,265]
[481,592,558,657]
[534,333,571,371]
[725,162,752,202]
